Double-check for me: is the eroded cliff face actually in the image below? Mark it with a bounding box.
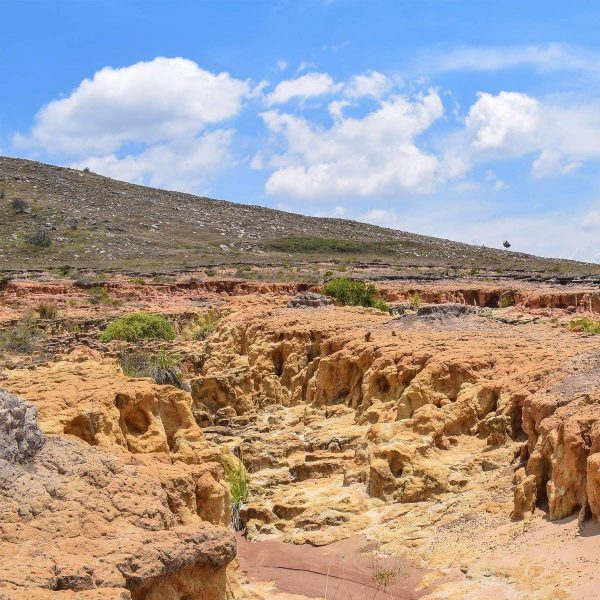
[190,304,600,522]
[182,300,600,597]
[0,349,243,599]
[5,282,600,598]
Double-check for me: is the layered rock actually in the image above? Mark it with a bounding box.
[187,304,600,548]
[3,346,218,466]
[0,391,237,599]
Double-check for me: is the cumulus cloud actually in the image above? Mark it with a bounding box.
[345,71,391,98]
[265,72,341,106]
[451,91,600,178]
[14,57,250,192]
[70,130,235,193]
[260,91,445,199]
[17,57,249,155]
[465,91,541,154]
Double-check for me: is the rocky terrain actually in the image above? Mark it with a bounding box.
[4,155,600,599]
[2,155,600,276]
[3,273,600,599]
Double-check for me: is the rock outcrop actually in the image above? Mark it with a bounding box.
[0,391,237,599]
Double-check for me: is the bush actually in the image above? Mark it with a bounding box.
[190,310,221,340]
[11,198,28,212]
[56,265,72,276]
[0,314,41,353]
[100,312,176,342]
[0,275,12,291]
[408,294,421,309]
[120,349,184,389]
[222,451,249,531]
[204,268,216,277]
[323,278,389,312]
[86,286,121,307]
[36,302,58,320]
[498,295,514,308]
[28,228,52,248]
[569,317,600,334]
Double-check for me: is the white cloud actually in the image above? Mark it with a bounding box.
[419,44,600,74]
[465,91,541,153]
[345,71,391,98]
[266,72,341,106]
[71,129,235,193]
[260,90,445,199]
[452,91,600,178]
[328,100,351,120]
[359,208,404,229]
[276,59,289,71]
[484,170,506,191]
[17,57,249,155]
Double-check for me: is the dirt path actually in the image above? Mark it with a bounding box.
[237,533,429,600]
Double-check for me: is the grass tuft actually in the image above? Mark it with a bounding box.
[36,301,59,320]
[120,349,185,388]
[190,309,221,340]
[570,317,600,334]
[222,450,249,531]
[100,312,176,342]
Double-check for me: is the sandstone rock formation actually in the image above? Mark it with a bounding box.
[0,391,237,599]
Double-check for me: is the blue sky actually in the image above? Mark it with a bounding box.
[3,0,600,261]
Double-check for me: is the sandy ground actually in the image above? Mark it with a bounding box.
[237,533,430,600]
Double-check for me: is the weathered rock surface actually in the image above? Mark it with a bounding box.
[6,279,600,598]
[0,392,237,599]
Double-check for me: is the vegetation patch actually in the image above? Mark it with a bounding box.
[323,277,389,312]
[190,310,221,340]
[0,313,43,354]
[408,294,421,309]
[266,235,395,255]
[119,349,184,388]
[498,294,514,308]
[569,317,600,334]
[222,451,249,531]
[36,302,58,320]
[86,286,121,307]
[100,312,176,342]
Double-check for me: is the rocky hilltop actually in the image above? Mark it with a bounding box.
[2,155,599,276]
[2,274,600,598]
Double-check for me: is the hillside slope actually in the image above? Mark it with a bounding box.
[0,155,597,275]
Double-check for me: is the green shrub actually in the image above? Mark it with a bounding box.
[498,295,514,308]
[569,317,600,334]
[204,268,216,277]
[86,286,121,306]
[56,265,72,276]
[0,275,12,291]
[0,314,41,353]
[222,451,249,531]
[100,312,176,342]
[28,228,52,248]
[120,349,184,388]
[11,198,28,213]
[190,310,221,340]
[323,278,389,312]
[36,302,58,320]
[408,294,421,309]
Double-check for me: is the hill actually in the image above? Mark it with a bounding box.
[0,155,598,276]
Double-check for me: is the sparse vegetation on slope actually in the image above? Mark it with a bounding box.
[222,452,249,531]
[100,312,176,342]
[570,317,600,334]
[1,156,598,275]
[119,349,184,388]
[323,277,389,312]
